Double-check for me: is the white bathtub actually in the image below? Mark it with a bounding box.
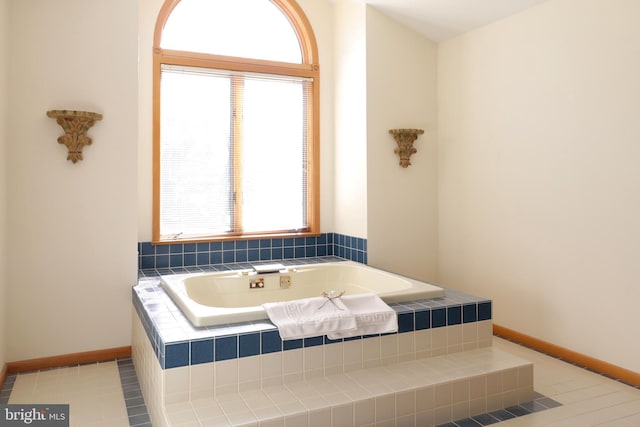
[161,261,445,327]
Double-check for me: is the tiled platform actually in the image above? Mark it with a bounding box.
[131,256,537,426]
[16,337,640,426]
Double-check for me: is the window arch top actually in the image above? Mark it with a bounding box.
[160,0,305,64]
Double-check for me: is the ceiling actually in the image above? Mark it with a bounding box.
[357,0,549,42]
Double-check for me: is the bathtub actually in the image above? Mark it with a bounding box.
[161,261,445,327]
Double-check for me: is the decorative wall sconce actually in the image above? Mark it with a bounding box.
[47,110,103,163]
[389,128,424,168]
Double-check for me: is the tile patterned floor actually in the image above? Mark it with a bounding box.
[1,358,150,427]
[1,337,640,426]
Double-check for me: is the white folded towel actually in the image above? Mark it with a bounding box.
[326,294,398,340]
[262,295,357,340]
[262,293,398,341]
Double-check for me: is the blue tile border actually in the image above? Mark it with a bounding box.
[436,392,562,426]
[0,359,152,427]
[138,232,367,272]
[132,256,493,370]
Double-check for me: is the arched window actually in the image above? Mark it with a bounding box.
[153,0,320,243]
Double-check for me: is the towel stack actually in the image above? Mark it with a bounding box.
[262,293,398,340]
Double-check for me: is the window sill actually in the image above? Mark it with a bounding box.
[152,230,321,245]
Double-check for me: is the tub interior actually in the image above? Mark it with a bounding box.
[161,261,445,327]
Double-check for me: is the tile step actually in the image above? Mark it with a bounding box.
[162,346,534,426]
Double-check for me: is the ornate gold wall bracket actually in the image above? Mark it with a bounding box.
[389,128,424,168]
[47,110,103,163]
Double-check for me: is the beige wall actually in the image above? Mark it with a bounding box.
[438,0,640,372]
[6,0,138,360]
[365,6,438,281]
[333,0,367,238]
[137,0,337,241]
[0,0,8,369]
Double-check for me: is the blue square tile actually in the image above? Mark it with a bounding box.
[455,418,483,427]
[283,238,294,247]
[305,236,316,246]
[505,405,531,417]
[304,336,323,347]
[210,251,223,265]
[140,242,155,256]
[305,246,317,257]
[165,342,189,368]
[155,245,170,255]
[184,243,197,253]
[196,242,210,252]
[326,233,334,244]
[324,336,342,344]
[317,234,327,244]
[489,409,516,421]
[261,330,282,354]
[169,254,183,267]
[215,336,237,361]
[210,241,222,251]
[248,249,260,262]
[223,241,235,251]
[155,255,169,269]
[294,237,305,246]
[170,244,183,254]
[415,310,430,330]
[432,308,446,328]
[140,256,155,270]
[239,333,260,358]
[398,312,414,333]
[294,247,305,258]
[448,305,462,325]
[471,413,501,425]
[260,239,272,248]
[223,250,235,263]
[260,248,271,260]
[283,339,303,351]
[184,253,196,267]
[248,239,260,249]
[283,247,294,259]
[317,246,327,257]
[236,250,247,263]
[197,253,209,265]
[272,238,283,247]
[478,301,492,321]
[271,247,283,260]
[463,303,477,323]
[190,339,213,365]
[236,240,248,250]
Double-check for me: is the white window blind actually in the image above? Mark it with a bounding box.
[159,64,312,239]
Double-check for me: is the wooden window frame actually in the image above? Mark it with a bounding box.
[152,0,320,244]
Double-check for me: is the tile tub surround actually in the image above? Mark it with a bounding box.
[138,233,368,271]
[131,257,526,426]
[133,258,493,373]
